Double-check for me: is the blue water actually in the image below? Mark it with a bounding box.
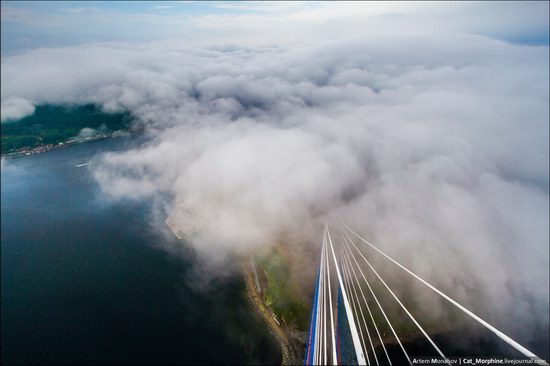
[1,138,281,365]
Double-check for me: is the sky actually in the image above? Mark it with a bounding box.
[1,1,549,55]
[1,0,549,349]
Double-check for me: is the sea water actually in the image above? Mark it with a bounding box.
[1,137,281,365]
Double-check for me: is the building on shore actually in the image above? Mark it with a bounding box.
[165,206,199,240]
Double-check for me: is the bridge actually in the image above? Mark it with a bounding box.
[304,223,547,365]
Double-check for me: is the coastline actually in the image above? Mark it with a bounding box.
[0,131,132,160]
[242,257,303,365]
[1,135,107,159]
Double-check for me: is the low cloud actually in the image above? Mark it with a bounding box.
[77,127,99,138]
[1,97,35,122]
[1,14,548,348]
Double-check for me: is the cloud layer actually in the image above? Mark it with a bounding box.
[2,1,548,54]
[1,7,548,348]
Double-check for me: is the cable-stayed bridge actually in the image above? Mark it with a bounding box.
[304,223,547,366]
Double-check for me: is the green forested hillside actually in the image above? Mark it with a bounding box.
[1,105,131,153]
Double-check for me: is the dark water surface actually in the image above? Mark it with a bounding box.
[1,138,281,365]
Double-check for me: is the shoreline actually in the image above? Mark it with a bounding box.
[1,135,110,159]
[1,130,133,160]
[242,258,303,365]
